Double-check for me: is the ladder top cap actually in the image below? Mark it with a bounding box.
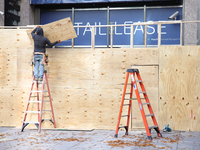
[44,70,47,73]
[127,69,139,73]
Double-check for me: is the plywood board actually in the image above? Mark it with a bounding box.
[26,17,77,44]
[159,46,200,131]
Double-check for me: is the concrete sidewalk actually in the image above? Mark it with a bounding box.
[0,127,200,150]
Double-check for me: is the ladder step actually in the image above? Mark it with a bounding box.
[124,98,146,100]
[31,91,48,93]
[42,119,52,121]
[145,114,154,117]
[26,111,40,113]
[43,100,50,102]
[136,80,142,82]
[121,115,129,117]
[142,103,149,105]
[31,91,42,93]
[30,96,39,98]
[123,104,130,106]
[29,101,41,103]
[149,125,158,130]
[139,92,146,94]
[125,93,131,94]
[124,98,137,100]
[23,121,39,124]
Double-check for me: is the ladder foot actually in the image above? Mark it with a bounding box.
[35,123,39,129]
[114,134,118,138]
[158,133,162,137]
[147,136,152,140]
[125,132,128,135]
[21,123,29,132]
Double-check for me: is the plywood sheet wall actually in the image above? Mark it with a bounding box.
[159,46,200,131]
[0,29,159,130]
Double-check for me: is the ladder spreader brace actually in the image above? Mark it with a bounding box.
[114,69,162,140]
[21,70,56,132]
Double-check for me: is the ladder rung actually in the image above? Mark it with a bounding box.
[26,111,40,113]
[139,92,146,94]
[124,98,146,100]
[118,125,128,129]
[142,103,149,105]
[43,100,50,102]
[125,93,131,94]
[124,98,137,100]
[121,115,129,117]
[136,80,142,82]
[123,104,130,106]
[42,110,52,111]
[149,125,158,130]
[29,101,41,103]
[31,91,48,93]
[37,81,47,84]
[23,121,39,124]
[30,96,39,97]
[145,114,154,117]
[31,91,42,93]
[42,119,52,121]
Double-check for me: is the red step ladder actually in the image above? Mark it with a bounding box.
[21,70,56,132]
[114,69,162,140]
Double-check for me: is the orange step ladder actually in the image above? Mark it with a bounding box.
[21,70,56,132]
[114,69,162,140]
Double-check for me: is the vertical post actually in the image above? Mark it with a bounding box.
[91,26,95,49]
[110,25,113,48]
[157,23,161,47]
[107,6,110,48]
[143,5,146,45]
[144,25,147,48]
[130,25,134,48]
[71,7,75,48]
[180,22,183,46]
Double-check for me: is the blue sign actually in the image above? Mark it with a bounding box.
[110,9,144,45]
[40,7,182,46]
[146,7,182,45]
[74,10,107,46]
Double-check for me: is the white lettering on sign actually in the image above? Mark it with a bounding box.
[74,21,168,36]
[99,22,106,35]
[115,22,122,35]
[147,21,155,35]
[83,22,92,35]
[75,22,83,36]
[134,21,144,34]
[161,25,166,34]
[124,21,133,35]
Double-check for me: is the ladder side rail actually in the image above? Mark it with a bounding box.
[132,73,151,137]
[125,77,134,134]
[44,72,56,128]
[36,82,40,122]
[21,76,35,131]
[38,77,45,133]
[114,72,130,137]
[136,72,159,126]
